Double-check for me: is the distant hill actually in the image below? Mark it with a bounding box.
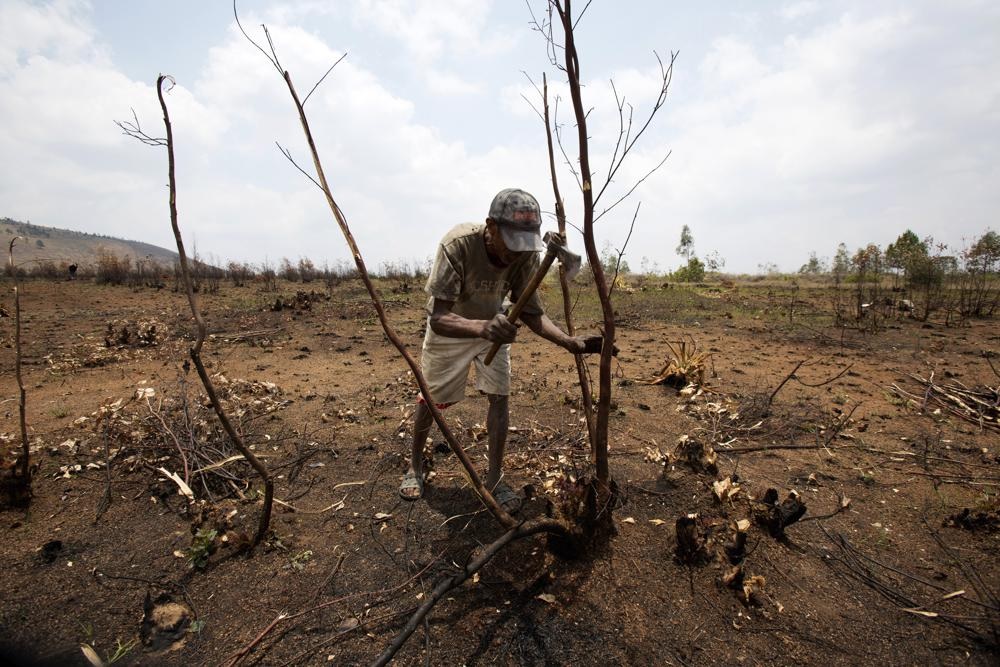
[1,217,178,269]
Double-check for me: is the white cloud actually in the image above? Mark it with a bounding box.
[0,0,97,75]
[1,1,997,276]
[425,70,483,96]
[779,1,820,22]
[621,6,1000,272]
[351,0,504,64]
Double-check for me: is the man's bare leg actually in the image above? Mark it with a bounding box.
[485,393,520,511]
[485,393,509,489]
[401,401,434,499]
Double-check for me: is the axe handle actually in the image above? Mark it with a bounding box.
[483,250,558,366]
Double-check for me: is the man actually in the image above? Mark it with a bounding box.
[400,188,603,512]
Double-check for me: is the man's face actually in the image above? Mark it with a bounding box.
[486,219,523,265]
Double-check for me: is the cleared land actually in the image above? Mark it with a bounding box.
[1,276,998,665]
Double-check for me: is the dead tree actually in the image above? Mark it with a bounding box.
[2,237,32,507]
[118,77,274,549]
[538,0,675,503]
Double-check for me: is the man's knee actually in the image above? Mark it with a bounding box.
[487,393,508,407]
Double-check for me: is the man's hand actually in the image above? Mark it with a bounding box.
[569,333,617,356]
[481,313,519,344]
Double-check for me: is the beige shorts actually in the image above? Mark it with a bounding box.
[419,325,510,405]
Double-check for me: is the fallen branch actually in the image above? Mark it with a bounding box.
[372,519,562,666]
[224,558,441,666]
[768,359,807,405]
[890,373,999,432]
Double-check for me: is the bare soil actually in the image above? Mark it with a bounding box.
[1,277,998,666]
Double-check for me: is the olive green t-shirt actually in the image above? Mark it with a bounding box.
[424,223,544,321]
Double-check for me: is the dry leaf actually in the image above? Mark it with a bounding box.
[742,574,766,604]
[536,593,556,604]
[373,512,392,520]
[712,477,741,503]
[156,467,194,502]
[941,590,965,600]
[649,519,667,526]
[621,516,636,524]
[80,644,104,667]
[903,608,939,618]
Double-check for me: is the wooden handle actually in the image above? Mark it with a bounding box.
[483,251,558,366]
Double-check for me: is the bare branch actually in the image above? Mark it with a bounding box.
[593,50,677,207]
[985,352,1000,381]
[115,107,167,146]
[233,0,282,74]
[593,150,670,224]
[794,362,855,388]
[608,201,640,300]
[275,142,325,192]
[303,52,348,106]
[539,70,597,451]
[262,24,284,72]
[769,359,808,406]
[572,0,595,29]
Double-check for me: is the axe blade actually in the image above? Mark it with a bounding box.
[541,231,582,281]
[560,253,582,281]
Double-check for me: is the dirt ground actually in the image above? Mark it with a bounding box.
[1,277,998,666]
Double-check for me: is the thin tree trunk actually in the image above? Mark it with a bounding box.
[555,0,615,491]
[9,239,30,486]
[155,75,274,548]
[541,73,596,450]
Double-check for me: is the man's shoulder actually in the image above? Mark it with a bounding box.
[439,223,484,249]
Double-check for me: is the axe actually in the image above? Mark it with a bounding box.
[484,231,582,366]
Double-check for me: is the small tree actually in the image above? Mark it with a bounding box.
[798,251,826,276]
[673,256,705,283]
[959,230,1000,317]
[278,257,299,282]
[885,229,926,288]
[830,243,851,325]
[851,244,885,330]
[676,224,694,260]
[671,225,704,281]
[297,257,317,283]
[704,250,725,274]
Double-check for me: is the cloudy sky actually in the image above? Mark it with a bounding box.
[1,0,997,274]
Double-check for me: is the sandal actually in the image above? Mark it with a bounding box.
[399,470,424,501]
[492,481,522,514]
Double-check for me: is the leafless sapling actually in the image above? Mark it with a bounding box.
[118,76,274,549]
[2,237,32,507]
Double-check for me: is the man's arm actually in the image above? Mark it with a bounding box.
[429,298,518,344]
[521,312,605,354]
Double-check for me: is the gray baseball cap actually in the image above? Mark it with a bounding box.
[488,188,545,252]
